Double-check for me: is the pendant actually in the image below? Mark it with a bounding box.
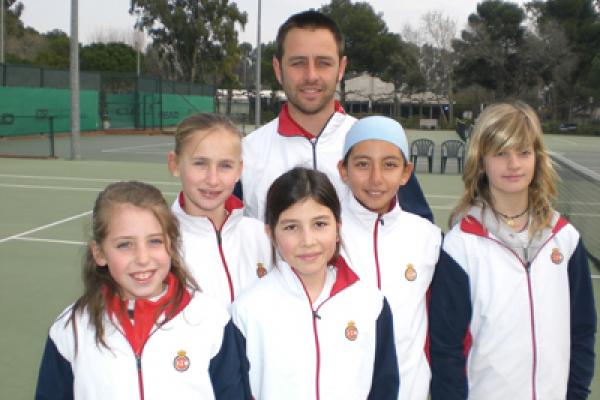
[505,217,515,227]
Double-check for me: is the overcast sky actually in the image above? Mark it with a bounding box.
[19,0,528,46]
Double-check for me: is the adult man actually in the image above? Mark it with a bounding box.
[241,10,432,222]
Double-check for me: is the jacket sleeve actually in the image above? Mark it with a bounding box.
[398,172,434,223]
[567,239,597,400]
[368,298,399,400]
[429,249,471,400]
[209,319,252,400]
[35,336,74,400]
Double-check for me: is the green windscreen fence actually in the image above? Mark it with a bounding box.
[0,86,99,137]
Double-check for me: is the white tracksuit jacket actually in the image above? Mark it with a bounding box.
[241,103,433,222]
[339,188,442,400]
[172,193,271,309]
[231,256,400,400]
[35,288,250,399]
[429,207,597,400]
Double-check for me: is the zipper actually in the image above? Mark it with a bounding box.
[136,353,145,400]
[215,230,235,302]
[308,111,335,170]
[372,217,382,289]
[524,262,537,400]
[484,234,557,400]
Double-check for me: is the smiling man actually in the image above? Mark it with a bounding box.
[241,10,432,223]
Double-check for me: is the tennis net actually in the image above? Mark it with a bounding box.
[552,153,600,270]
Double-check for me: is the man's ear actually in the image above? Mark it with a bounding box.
[338,56,348,82]
[167,151,180,177]
[91,241,107,267]
[273,56,283,85]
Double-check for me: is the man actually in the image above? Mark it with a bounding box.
[241,10,432,222]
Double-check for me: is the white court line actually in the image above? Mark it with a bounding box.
[15,237,86,246]
[430,205,454,210]
[593,275,600,280]
[0,174,179,186]
[0,182,178,197]
[0,211,91,244]
[101,142,172,153]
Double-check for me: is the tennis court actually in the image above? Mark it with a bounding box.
[0,130,598,398]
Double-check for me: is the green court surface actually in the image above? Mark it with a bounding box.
[0,130,599,398]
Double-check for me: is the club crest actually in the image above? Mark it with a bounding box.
[173,350,190,372]
[345,321,358,341]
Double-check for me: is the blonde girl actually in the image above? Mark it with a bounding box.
[429,102,596,400]
[167,113,271,309]
[36,181,250,399]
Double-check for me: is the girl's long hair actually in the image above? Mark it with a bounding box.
[69,181,198,349]
[450,101,558,236]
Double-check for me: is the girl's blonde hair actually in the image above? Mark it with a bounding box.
[173,113,242,156]
[69,181,198,349]
[450,101,558,235]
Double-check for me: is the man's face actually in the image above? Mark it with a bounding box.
[273,27,347,116]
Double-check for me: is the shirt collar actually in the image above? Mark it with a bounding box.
[277,101,346,139]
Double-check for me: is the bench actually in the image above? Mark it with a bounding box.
[419,118,438,130]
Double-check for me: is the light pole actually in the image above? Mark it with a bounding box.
[1,0,5,64]
[70,0,81,159]
[254,0,261,127]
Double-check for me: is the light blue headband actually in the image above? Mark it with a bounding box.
[342,116,409,159]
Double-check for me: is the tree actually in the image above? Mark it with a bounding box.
[33,30,70,68]
[80,42,138,72]
[527,0,600,116]
[452,0,538,100]
[130,0,247,84]
[381,37,425,119]
[420,11,457,124]
[320,0,414,107]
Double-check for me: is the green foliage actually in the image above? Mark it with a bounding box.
[33,30,70,69]
[130,0,247,84]
[453,0,538,99]
[81,43,138,73]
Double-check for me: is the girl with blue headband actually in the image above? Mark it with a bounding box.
[337,115,443,400]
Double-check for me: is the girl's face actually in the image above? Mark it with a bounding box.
[168,128,243,220]
[92,203,171,300]
[484,145,535,203]
[339,140,413,214]
[271,197,339,281]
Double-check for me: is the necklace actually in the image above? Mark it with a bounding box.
[496,207,528,227]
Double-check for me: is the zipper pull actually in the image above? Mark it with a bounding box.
[136,354,142,371]
[215,230,222,246]
[312,310,321,320]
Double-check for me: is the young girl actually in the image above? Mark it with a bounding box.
[35,181,250,399]
[231,167,399,400]
[337,115,442,400]
[429,102,596,399]
[167,113,271,309]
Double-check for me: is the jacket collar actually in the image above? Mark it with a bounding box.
[172,192,243,233]
[103,273,191,355]
[342,187,401,229]
[277,254,359,299]
[277,101,346,139]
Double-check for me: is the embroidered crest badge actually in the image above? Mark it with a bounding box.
[551,248,563,265]
[173,350,190,372]
[345,321,358,341]
[256,262,267,278]
[405,263,417,281]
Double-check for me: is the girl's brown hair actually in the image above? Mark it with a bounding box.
[450,101,558,236]
[69,181,198,349]
[265,167,342,264]
[173,113,241,156]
